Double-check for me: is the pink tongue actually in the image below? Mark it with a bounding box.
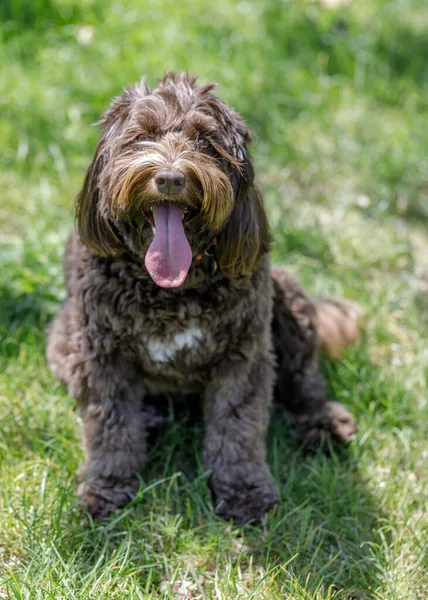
[145,203,192,288]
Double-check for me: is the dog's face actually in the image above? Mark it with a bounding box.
[77,72,270,288]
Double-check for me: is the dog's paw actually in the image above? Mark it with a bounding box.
[212,474,278,524]
[77,476,138,519]
[290,401,358,448]
[323,401,358,443]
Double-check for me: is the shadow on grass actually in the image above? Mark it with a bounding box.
[45,395,385,598]
[265,417,383,598]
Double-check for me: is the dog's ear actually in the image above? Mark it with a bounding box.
[75,84,149,256]
[76,141,125,257]
[216,186,271,278]
[209,101,271,278]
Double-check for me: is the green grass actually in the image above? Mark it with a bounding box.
[1,0,427,598]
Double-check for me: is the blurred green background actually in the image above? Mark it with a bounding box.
[1,1,427,599]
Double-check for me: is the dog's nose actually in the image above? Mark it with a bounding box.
[154,169,186,195]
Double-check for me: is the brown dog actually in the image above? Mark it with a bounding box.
[47,73,359,522]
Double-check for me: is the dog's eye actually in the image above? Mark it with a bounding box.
[198,137,210,149]
[136,134,151,142]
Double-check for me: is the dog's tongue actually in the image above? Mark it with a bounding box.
[145,202,192,288]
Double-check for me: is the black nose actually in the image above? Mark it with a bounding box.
[154,169,186,195]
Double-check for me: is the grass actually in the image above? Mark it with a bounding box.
[1,0,427,598]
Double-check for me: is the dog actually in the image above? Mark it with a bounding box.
[47,72,360,523]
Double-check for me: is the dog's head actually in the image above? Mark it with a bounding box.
[77,72,270,288]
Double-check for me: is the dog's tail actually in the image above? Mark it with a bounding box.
[315,297,363,358]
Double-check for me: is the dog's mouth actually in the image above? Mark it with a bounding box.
[144,202,193,288]
[143,205,195,229]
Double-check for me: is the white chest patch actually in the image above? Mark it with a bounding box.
[144,327,206,363]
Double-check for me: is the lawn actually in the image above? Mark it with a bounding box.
[0,0,427,598]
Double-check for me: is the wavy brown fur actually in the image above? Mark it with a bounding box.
[47,73,358,522]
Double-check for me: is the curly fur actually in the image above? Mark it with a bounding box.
[47,73,359,522]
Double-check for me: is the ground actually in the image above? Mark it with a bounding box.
[0,1,427,598]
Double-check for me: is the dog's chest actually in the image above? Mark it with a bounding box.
[142,326,207,364]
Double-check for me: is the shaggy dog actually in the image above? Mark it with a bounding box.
[47,73,360,523]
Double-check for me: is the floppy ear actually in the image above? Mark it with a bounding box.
[76,82,150,256]
[75,142,125,257]
[216,186,271,278]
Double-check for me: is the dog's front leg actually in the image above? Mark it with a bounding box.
[76,361,147,519]
[203,356,278,523]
